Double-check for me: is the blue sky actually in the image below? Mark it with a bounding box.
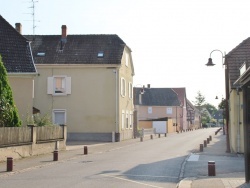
[1,0,250,106]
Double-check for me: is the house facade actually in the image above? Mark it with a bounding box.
[134,86,183,133]
[26,25,134,141]
[0,15,37,125]
[186,99,200,129]
[224,37,250,154]
[226,37,250,182]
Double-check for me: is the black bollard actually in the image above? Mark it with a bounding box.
[150,135,153,139]
[208,161,216,176]
[84,146,88,155]
[7,157,13,172]
[200,144,203,152]
[140,136,143,142]
[53,150,58,161]
[204,140,207,147]
[207,138,210,144]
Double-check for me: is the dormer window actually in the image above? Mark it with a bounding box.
[97,51,104,58]
[37,52,45,56]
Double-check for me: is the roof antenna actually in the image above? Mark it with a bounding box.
[24,0,39,39]
[30,0,38,37]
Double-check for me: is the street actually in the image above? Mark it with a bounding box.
[0,128,220,188]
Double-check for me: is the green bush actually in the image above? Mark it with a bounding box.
[0,56,21,127]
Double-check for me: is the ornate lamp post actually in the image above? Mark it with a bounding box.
[206,49,230,153]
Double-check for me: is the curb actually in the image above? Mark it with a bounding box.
[177,177,196,188]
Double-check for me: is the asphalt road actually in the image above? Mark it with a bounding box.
[0,128,218,188]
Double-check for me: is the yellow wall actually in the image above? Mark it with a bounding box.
[118,47,134,140]
[34,66,117,133]
[8,76,34,125]
[229,90,244,153]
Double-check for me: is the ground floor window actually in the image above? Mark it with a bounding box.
[129,111,133,129]
[53,109,66,125]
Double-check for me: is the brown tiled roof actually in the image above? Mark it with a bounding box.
[0,15,36,73]
[172,88,186,106]
[24,34,126,65]
[226,37,250,88]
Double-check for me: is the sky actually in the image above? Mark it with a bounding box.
[1,0,250,107]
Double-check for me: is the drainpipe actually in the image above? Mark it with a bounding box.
[237,87,241,153]
[115,69,119,136]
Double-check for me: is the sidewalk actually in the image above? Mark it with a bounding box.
[0,135,155,177]
[178,131,249,188]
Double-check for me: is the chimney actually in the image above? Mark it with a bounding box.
[61,25,67,40]
[15,23,22,34]
[147,84,150,88]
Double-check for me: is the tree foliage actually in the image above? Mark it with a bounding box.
[194,91,206,107]
[218,98,226,117]
[0,56,21,127]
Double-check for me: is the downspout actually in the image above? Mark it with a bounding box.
[237,87,242,153]
[115,68,119,135]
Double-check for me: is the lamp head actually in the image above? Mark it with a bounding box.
[206,58,215,66]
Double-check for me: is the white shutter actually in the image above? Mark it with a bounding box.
[66,77,71,94]
[47,77,53,94]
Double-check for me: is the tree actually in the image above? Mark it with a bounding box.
[0,56,21,127]
[194,91,206,127]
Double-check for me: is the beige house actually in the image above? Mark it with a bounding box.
[0,15,37,125]
[25,25,134,141]
[226,36,250,182]
[224,37,250,154]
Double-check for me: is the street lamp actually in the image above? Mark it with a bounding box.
[206,49,230,153]
[133,84,145,138]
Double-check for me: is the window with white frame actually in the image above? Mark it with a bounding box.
[128,82,133,99]
[121,110,125,129]
[148,107,152,114]
[53,109,66,125]
[121,78,126,97]
[126,111,129,129]
[125,52,129,67]
[129,111,133,129]
[47,76,71,95]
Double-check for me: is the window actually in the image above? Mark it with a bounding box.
[148,107,152,114]
[128,82,133,99]
[37,52,45,56]
[166,107,173,114]
[53,109,66,125]
[126,111,129,129]
[129,111,133,129]
[97,51,104,58]
[122,110,125,129]
[121,78,126,97]
[47,76,71,95]
[125,52,129,67]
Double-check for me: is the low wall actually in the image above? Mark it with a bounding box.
[0,125,67,162]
